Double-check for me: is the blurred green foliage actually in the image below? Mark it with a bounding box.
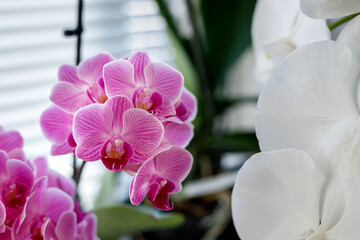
[94,205,184,239]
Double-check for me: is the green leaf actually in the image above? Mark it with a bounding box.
[207,133,260,152]
[200,0,257,90]
[94,205,185,239]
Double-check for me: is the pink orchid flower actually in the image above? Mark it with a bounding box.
[103,52,183,119]
[0,151,35,230]
[0,127,25,161]
[162,88,197,148]
[12,177,74,240]
[129,146,193,210]
[50,53,115,114]
[40,105,76,156]
[73,95,164,172]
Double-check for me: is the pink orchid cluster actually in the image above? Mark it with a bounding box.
[0,127,99,240]
[41,52,196,210]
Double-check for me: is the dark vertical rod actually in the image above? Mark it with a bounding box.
[76,0,84,65]
[64,0,84,184]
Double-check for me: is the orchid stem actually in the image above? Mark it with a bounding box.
[74,161,87,201]
[329,13,360,30]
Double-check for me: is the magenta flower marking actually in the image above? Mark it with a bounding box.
[73,95,164,171]
[103,52,183,118]
[40,105,76,156]
[50,53,114,113]
[129,146,193,210]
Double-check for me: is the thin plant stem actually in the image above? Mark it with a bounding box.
[72,154,77,181]
[74,161,87,201]
[329,13,360,30]
[75,161,87,186]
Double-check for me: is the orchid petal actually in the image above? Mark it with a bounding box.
[124,163,142,175]
[0,201,5,230]
[232,149,325,240]
[33,157,48,179]
[337,15,360,61]
[50,82,92,114]
[40,105,73,145]
[145,62,183,105]
[256,41,360,153]
[73,104,113,149]
[180,88,197,122]
[164,122,194,148]
[55,211,77,240]
[122,109,164,153]
[0,227,12,239]
[103,59,136,99]
[129,159,155,205]
[80,214,99,240]
[128,52,151,86]
[75,146,101,162]
[48,170,76,198]
[129,142,171,165]
[43,188,74,222]
[7,159,34,190]
[313,117,360,181]
[290,13,330,48]
[104,96,134,134]
[310,118,360,229]
[152,146,192,191]
[7,148,26,161]
[58,65,88,88]
[0,130,23,153]
[327,177,360,238]
[51,141,75,155]
[77,53,114,83]
[147,180,175,211]
[300,0,360,19]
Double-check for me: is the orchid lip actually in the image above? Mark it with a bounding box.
[133,88,163,113]
[100,138,134,172]
[86,79,108,104]
[3,182,27,209]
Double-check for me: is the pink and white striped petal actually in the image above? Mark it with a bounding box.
[103,59,136,99]
[77,53,114,83]
[145,62,184,105]
[121,109,164,154]
[128,52,151,86]
[50,82,92,114]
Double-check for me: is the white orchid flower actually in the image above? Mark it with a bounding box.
[300,0,360,19]
[252,0,330,83]
[256,40,360,155]
[232,149,360,240]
